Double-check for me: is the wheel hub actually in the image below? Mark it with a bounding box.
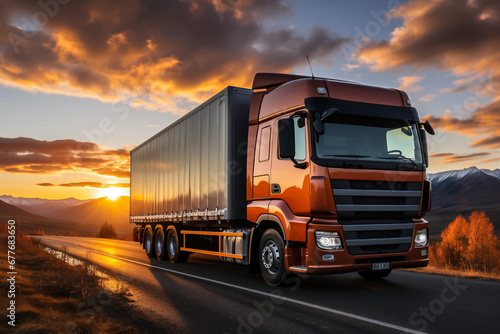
[261,241,280,272]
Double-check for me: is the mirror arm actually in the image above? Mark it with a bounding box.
[289,110,308,119]
[291,158,307,169]
[419,120,435,135]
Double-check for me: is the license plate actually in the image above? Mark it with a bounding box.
[372,262,391,270]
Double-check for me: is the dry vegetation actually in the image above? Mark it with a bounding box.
[0,229,161,333]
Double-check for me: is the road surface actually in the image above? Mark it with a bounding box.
[33,236,499,334]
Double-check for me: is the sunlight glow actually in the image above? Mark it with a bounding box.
[101,187,125,200]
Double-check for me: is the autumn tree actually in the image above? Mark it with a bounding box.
[434,211,499,273]
[467,211,497,271]
[98,221,117,239]
[440,215,470,269]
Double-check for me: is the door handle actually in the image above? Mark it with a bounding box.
[271,183,281,194]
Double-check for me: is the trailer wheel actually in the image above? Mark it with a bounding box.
[358,269,392,280]
[155,229,166,261]
[259,229,286,286]
[166,229,190,263]
[145,228,155,258]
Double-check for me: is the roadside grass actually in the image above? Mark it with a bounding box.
[0,231,162,333]
[401,265,500,282]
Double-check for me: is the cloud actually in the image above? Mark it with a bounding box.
[0,137,129,178]
[0,0,348,113]
[439,75,482,94]
[58,182,129,188]
[471,135,500,149]
[342,64,360,72]
[424,98,500,148]
[396,75,424,93]
[430,152,490,164]
[355,0,500,149]
[36,181,129,188]
[419,93,437,102]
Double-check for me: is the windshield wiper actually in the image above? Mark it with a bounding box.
[324,154,371,158]
[377,155,418,168]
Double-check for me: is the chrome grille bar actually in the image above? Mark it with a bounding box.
[333,189,421,197]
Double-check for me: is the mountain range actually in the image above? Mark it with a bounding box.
[426,166,500,240]
[0,195,91,217]
[1,166,499,240]
[0,195,130,238]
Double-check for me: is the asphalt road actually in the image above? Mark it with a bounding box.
[33,236,499,334]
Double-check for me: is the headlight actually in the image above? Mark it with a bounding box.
[415,228,428,247]
[315,231,342,250]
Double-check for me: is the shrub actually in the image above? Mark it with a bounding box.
[98,221,117,239]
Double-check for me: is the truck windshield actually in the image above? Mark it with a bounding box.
[315,115,423,164]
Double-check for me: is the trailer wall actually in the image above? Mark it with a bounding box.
[130,87,252,223]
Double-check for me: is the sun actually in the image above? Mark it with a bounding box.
[102,187,124,200]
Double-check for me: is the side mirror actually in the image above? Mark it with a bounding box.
[421,120,435,135]
[313,119,325,135]
[278,118,307,169]
[278,119,295,159]
[419,128,429,167]
[313,108,337,134]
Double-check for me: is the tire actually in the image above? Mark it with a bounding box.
[259,229,286,286]
[358,269,392,280]
[166,229,190,263]
[144,228,155,258]
[155,229,166,261]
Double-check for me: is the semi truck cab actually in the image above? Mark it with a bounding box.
[246,73,433,285]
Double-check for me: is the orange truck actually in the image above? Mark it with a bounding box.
[130,73,434,285]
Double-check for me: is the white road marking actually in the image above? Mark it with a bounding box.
[38,237,426,334]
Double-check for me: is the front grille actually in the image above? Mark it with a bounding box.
[332,179,422,218]
[332,178,421,255]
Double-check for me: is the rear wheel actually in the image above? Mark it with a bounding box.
[358,269,392,280]
[144,228,155,258]
[166,229,190,263]
[155,229,166,261]
[259,229,286,286]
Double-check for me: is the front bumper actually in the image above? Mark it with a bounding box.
[285,218,429,275]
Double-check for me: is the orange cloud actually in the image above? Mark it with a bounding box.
[0,137,129,178]
[430,152,490,164]
[355,0,500,149]
[397,75,424,93]
[0,0,348,113]
[37,182,130,188]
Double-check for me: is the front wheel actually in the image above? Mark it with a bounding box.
[259,229,286,286]
[166,229,190,263]
[358,269,392,280]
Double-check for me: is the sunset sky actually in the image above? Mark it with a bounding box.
[1,0,499,200]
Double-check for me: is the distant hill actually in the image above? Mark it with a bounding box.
[42,196,131,237]
[0,199,72,235]
[0,196,131,238]
[426,167,500,240]
[0,195,90,217]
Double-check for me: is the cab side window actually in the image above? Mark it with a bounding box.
[259,126,271,162]
[294,117,306,161]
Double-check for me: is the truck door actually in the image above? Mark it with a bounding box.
[271,113,310,215]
